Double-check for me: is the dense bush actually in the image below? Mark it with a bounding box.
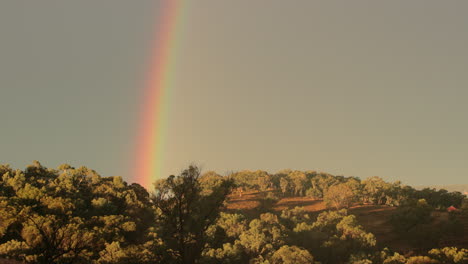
[0,162,466,263]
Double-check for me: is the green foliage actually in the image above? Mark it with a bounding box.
[199,171,224,195]
[429,247,468,263]
[257,173,272,192]
[203,213,289,264]
[1,162,466,263]
[279,177,291,196]
[280,206,312,229]
[202,242,245,264]
[312,210,376,263]
[270,245,315,264]
[97,242,126,264]
[390,199,432,233]
[379,249,407,264]
[153,165,233,264]
[362,176,391,205]
[406,256,439,264]
[215,212,247,239]
[310,173,340,199]
[230,170,269,191]
[288,171,309,196]
[324,183,355,209]
[0,162,156,264]
[238,213,286,257]
[306,187,322,199]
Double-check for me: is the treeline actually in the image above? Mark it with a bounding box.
[0,162,466,263]
[214,169,466,209]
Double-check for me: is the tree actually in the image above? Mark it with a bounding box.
[280,177,291,196]
[362,176,391,205]
[153,165,233,264]
[429,247,468,263]
[280,207,312,230]
[0,162,157,264]
[19,214,93,263]
[257,174,272,192]
[230,170,263,190]
[306,187,322,199]
[344,177,362,200]
[295,209,376,263]
[324,183,355,209]
[310,173,339,198]
[237,213,286,259]
[270,245,315,264]
[406,256,439,264]
[214,212,247,239]
[288,171,308,196]
[199,171,224,195]
[2,162,468,263]
[390,199,432,233]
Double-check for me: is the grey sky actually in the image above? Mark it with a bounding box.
[1,1,467,186]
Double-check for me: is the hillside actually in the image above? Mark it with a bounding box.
[416,184,468,194]
[1,163,467,263]
[226,190,468,252]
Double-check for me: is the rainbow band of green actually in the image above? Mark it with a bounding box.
[133,1,185,189]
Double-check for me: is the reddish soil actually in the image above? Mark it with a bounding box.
[274,197,326,212]
[225,191,468,251]
[226,191,261,211]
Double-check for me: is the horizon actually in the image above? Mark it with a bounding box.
[3,160,468,194]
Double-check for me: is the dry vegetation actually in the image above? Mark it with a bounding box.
[2,164,466,263]
[226,190,468,253]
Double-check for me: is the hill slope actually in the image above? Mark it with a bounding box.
[226,190,468,252]
[416,184,468,193]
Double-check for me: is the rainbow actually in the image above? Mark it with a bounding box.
[132,1,185,190]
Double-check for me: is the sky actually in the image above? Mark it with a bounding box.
[1,0,467,186]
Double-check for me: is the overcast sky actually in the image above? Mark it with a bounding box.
[1,0,468,186]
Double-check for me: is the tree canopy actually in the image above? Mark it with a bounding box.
[0,162,466,264]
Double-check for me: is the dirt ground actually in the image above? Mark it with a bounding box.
[225,191,468,252]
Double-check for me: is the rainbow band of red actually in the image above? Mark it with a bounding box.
[133,1,182,189]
